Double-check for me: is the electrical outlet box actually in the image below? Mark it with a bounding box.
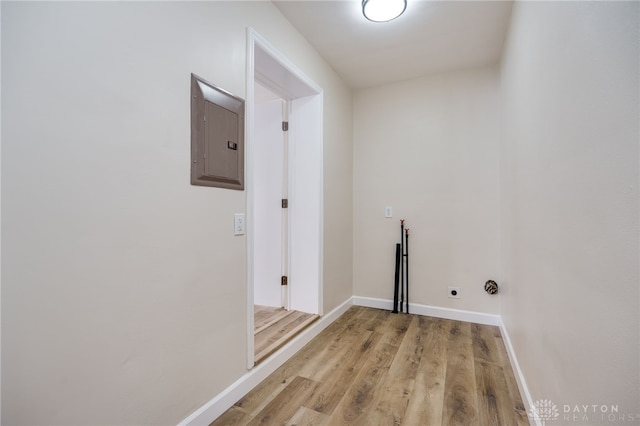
[448,286,460,299]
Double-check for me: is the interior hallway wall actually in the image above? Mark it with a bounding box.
[500,1,639,418]
[353,67,501,314]
[1,2,352,424]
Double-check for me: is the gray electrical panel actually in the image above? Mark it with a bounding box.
[191,74,245,190]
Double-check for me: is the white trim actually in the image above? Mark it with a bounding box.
[316,101,324,317]
[498,318,539,426]
[245,27,256,371]
[283,100,290,311]
[250,29,322,98]
[285,99,295,313]
[178,297,353,426]
[352,296,501,326]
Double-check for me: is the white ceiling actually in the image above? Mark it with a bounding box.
[273,0,513,89]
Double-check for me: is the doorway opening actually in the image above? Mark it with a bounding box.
[246,29,324,368]
[252,82,317,363]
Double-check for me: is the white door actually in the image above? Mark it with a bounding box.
[253,84,287,308]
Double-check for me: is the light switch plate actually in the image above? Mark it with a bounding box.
[385,206,393,218]
[234,213,245,235]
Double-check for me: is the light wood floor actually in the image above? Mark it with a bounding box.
[254,305,319,365]
[216,306,529,426]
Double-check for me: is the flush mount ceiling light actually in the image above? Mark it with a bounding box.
[362,0,407,22]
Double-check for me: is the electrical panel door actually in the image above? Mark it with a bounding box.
[191,74,245,190]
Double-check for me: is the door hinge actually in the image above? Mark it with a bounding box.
[282,121,289,131]
[281,276,288,285]
[281,199,288,208]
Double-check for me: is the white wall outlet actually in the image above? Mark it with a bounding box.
[448,286,460,299]
[384,206,393,218]
[234,213,245,235]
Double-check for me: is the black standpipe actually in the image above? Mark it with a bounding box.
[400,219,405,313]
[391,219,411,314]
[405,228,410,314]
[392,243,401,314]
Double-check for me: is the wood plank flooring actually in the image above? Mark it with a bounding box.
[254,305,319,364]
[215,306,529,425]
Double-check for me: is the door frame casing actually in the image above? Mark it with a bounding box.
[245,28,324,369]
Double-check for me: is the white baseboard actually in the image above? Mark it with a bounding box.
[498,317,539,426]
[178,297,353,426]
[352,296,501,326]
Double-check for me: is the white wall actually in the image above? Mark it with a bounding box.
[353,67,501,314]
[500,1,639,419]
[320,74,353,313]
[1,2,353,424]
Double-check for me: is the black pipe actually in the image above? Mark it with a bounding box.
[400,219,405,313]
[392,243,401,313]
[405,228,410,314]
